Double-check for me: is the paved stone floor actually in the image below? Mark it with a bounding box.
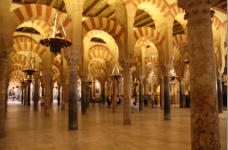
[0,103,227,150]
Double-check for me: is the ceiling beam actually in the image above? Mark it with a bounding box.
[94,4,109,16]
[106,11,115,18]
[83,0,100,16]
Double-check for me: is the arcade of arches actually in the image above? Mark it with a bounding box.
[0,0,227,150]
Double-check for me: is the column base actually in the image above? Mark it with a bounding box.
[123,119,131,125]
[164,113,170,120]
[68,125,78,130]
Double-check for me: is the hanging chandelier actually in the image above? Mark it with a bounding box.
[110,64,122,80]
[22,20,37,79]
[39,2,71,54]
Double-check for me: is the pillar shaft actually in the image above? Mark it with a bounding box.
[112,79,117,113]
[57,85,61,106]
[123,69,131,125]
[68,68,78,130]
[217,79,223,113]
[81,80,87,114]
[164,76,170,120]
[178,0,221,149]
[160,78,164,109]
[139,83,143,111]
[179,79,186,108]
[101,84,105,105]
[27,82,31,106]
[33,79,39,111]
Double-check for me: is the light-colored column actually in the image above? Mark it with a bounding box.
[178,0,220,149]
[42,51,53,117]
[123,68,131,125]
[67,0,83,130]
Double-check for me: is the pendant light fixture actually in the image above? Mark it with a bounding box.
[40,0,72,54]
[22,20,37,82]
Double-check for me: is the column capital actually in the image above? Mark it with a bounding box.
[178,0,214,23]
[159,64,172,77]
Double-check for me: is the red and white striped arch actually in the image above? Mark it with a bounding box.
[12,4,71,29]
[10,54,30,71]
[123,0,173,18]
[82,17,124,45]
[134,27,164,46]
[13,35,47,57]
[173,34,188,48]
[9,70,26,82]
[169,4,185,17]
[212,16,222,30]
[88,45,113,63]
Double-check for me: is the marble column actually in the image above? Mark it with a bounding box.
[33,78,39,111]
[61,83,66,110]
[21,84,24,104]
[123,68,131,125]
[57,84,61,106]
[159,77,164,109]
[42,51,53,116]
[24,84,28,105]
[217,78,223,113]
[179,78,186,108]
[139,82,143,111]
[164,75,170,120]
[68,65,78,130]
[67,0,83,130]
[27,81,31,106]
[81,78,87,114]
[101,83,105,105]
[112,79,117,113]
[178,0,220,149]
[0,56,8,138]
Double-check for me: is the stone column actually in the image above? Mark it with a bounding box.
[178,0,220,149]
[163,75,170,120]
[217,76,223,113]
[33,78,39,111]
[67,0,84,130]
[57,84,61,106]
[68,65,78,130]
[27,81,31,106]
[24,84,28,105]
[61,83,66,110]
[123,68,131,125]
[159,77,164,109]
[179,78,186,108]
[139,82,143,111]
[42,51,53,117]
[21,83,25,104]
[101,82,105,105]
[81,78,87,114]
[112,79,117,113]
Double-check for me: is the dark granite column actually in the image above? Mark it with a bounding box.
[217,79,223,113]
[112,79,117,113]
[179,78,186,108]
[21,85,24,104]
[81,79,87,114]
[68,65,78,130]
[57,85,61,106]
[164,76,170,120]
[27,81,31,106]
[33,79,39,111]
[139,82,143,111]
[178,0,221,149]
[101,83,105,105]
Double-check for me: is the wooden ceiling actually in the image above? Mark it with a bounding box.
[12,0,66,12]
[12,0,116,19]
[134,9,155,28]
[213,0,227,13]
[16,27,40,34]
